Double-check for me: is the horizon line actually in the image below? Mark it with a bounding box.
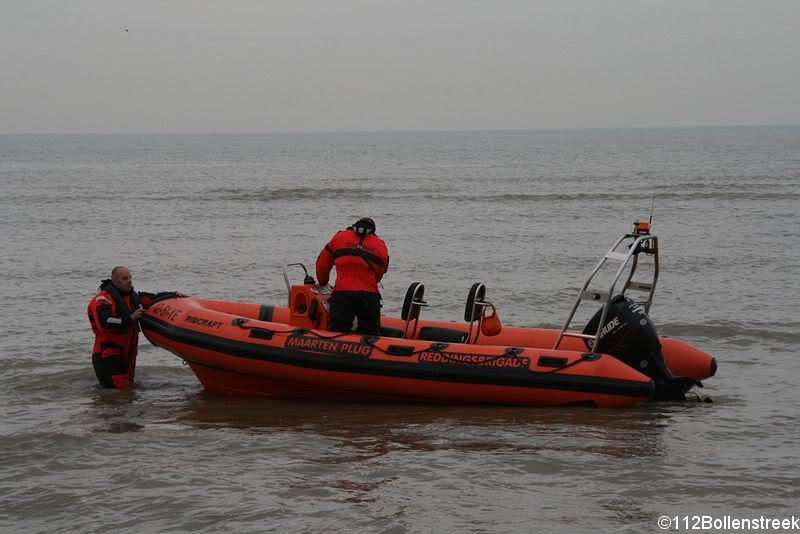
[1,122,799,136]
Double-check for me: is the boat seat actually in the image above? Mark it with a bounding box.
[379,326,405,338]
[418,326,468,343]
[464,282,492,343]
[401,282,428,338]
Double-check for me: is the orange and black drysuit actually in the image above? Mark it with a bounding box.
[87,280,169,389]
[316,221,389,334]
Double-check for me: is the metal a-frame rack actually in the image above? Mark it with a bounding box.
[553,221,659,351]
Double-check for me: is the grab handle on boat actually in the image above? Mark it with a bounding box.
[283,263,310,306]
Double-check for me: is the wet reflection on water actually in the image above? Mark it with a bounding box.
[166,391,674,460]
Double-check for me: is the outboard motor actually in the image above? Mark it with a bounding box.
[583,295,699,400]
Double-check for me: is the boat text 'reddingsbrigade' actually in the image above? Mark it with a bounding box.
[419,351,531,368]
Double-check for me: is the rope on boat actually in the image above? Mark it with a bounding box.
[232,318,597,375]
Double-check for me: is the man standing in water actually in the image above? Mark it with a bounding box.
[316,217,389,335]
[87,266,178,389]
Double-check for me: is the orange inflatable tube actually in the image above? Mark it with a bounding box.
[143,292,708,408]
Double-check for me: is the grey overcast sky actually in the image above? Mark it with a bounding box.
[1,0,798,133]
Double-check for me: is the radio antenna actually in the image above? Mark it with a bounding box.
[648,194,656,227]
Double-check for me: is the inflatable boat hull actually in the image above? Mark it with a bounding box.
[139,297,690,408]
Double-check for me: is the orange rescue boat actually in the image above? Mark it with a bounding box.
[141,222,716,407]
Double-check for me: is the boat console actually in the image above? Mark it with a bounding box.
[283,263,331,329]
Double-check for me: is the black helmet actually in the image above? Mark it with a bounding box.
[351,217,376,235]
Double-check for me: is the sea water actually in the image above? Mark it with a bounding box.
[1,127,798,533]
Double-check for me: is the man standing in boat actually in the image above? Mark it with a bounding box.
[316,218,389,335]
[87,266,179,389]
